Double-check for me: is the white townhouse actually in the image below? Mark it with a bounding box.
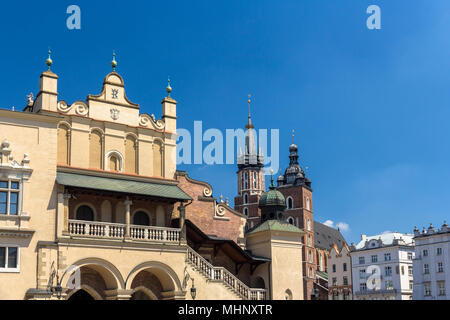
[412,222,450,300]
[350,232,415,300]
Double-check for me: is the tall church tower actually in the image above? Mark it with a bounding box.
[276,132,316,300]
[234,96,265,229]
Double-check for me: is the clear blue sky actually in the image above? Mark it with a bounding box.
[1,1,449,244]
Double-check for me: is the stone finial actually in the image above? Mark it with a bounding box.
[225,197,229,205]
[219,195,223,203]
[22,154,30,166]
[27,93,34,105]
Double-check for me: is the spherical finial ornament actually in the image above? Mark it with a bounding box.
[111,51,117,71]
[166,78,172,97]
[46,49,53,70]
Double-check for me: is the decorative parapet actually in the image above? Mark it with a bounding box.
[57,101,89,116]
[139,113,165,130]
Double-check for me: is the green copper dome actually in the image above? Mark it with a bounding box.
[258,185,286,208]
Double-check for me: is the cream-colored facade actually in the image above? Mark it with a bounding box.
[0,58,304,300]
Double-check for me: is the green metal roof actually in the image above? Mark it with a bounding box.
[56,172,192,201]
[316,271,328,280]
[246,220,306,235]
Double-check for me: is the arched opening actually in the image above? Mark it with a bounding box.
[57,124,70,165]
[243,193,248,204]
[67,289,95,301]
[101,200,112,222]
[133,211,150,226]
[153,140,163,177]
[130,290,152,300]
[76,205,94,221]
[126,262,181,300]
[89,130,103,169]
[243,207,249,216]
[287,217,294,225]
[156,206,165,227]
[109,155,120,172]
[286,197,293,210]
[125,135,137,174]
[251,276,266,289]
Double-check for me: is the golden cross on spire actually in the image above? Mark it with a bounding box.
[292,129,295,144]
[111,50,117,71]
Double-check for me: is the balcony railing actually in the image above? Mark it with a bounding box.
[68,220,180,243]
[186,246,267,300]
[355,288,397,296]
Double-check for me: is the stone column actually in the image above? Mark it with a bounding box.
[178,204,186,242]
[124,197,132,238]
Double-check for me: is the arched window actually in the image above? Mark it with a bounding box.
[244,193,248,204]
[244,172,248,189]
[307,218,311,231]
[253,172,257,188]
[57,124,70,165]
[109,154,120,172]
[243,207,249,216]
[153,140,163,177]
[286,197,293,210]
[287,217,294,225]
[89,130,103,169]
[306,197,311,211]
[133,211,150,226]
[125,135,137,174]
[76,205,94,221]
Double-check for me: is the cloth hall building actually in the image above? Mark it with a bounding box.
[0,54,309,300]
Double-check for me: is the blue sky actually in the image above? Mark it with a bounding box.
[1,1,450,244]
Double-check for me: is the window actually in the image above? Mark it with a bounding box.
[409,280,413,291]
[332,292,339,300]
[343,276,348,285]
[244,172,248,189]
[423,249,428,257]
[438,282,446,296]
[76,205,94,221]
[407,252,413,260]
[332,277,337,286]
[287,217,294,225]
[385,280,394,290]
[424,264,429,274]
[437,248,442,256]
[385,266,392,277]
[343,293,350,300]
[437,262,444,273]
[359,257,365,265]
[371,255,378,263]
[408,266,413,276]
[286,197,293,210]
[243,193,248,204]
[424,283,431,296]
[343,263,347,272]
[0,180,20,215]
[306,219,311,231]
[360,283,367,292]
[253,172,257,189]
[384,253,391,261]
[0,246,19,272]
[243,207,249,216]
[133,211,150,226]
[306,197,311,211]
[359,269,366,279]
[332,264,336,273]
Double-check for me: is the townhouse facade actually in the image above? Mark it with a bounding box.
[350,233,414,300]
[412,222,449,300]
